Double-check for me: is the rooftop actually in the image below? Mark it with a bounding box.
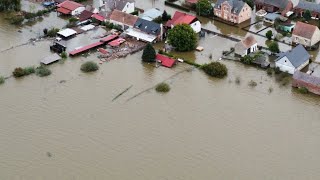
[276,44,310,68]
[293,21,318,39]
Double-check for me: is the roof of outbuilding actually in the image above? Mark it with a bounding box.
[234,35,257,55]
[79,10,93,21]
[57,0,83,11]
[292,21,318,39]
[156,54,176,68]
[166,11,197,27]
[140,8,163,21]
[276,44,310,68]
[214,0,247,15]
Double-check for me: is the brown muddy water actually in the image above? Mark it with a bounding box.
[1,1,320,179]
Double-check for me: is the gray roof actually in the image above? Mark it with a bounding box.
[296,1,320,13]
[140,8,163,21]
[264,13,281,21]
[134,18,161,35]
[293,71,320,86]
[275,44,310,68]
[41,53,61,65]
[214,0,246,15]
[255,0,289,9]
[103,0,134,11]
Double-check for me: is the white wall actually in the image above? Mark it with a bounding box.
[122,2,135,14]
[275,56,295,74]
[190,21,201,33]
[72,7,85,16]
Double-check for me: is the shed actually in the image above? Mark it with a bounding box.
[57,28,77,39]
[156,54,176,68]
[264,13,281,23]
[292,71,320,95]
[234,35,258,57]
[41,53,61,65]
[140,8,163,21]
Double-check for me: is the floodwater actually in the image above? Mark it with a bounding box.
[1,0,320,179]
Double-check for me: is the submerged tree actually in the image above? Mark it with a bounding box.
[142,43,156,62]
[303,10,311,21]
[0,0,21,11]
[167,24,197,52]
[196,0,212,16]
[268,41,280,53]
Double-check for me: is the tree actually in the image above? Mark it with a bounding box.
[43,28,48,35]
[201,62,228,78]
[303,10,311,21]
[162,10,171,22]
[268,41,280,53]
[266,30,273,40]
[241,55,254,64]
[167,24,197,51]
[196,0,212,16]
[142,43,156,62]
[244,0,254,9]
[80,61,99,72]
[0,0,21,11]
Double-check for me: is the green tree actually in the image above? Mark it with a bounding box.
[244,0,254,9]
[266,30,273,40]
[303,10,311,21]
[196,0,212,16]
[201,62,228,78]
[268,41,280,53]
[162,10,171,22]
[142,43,156,62]
[240,55,254,64]
[168,24,197,51]
[0,0,21,11]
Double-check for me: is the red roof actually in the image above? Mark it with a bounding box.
[92,14,105,22]
[108,38,126,47]
[79,10,93,21]
[69,41,103,56]
[166,11,197,27]
[156,54,176,68]
[293,21,318,39]
[57,0,83,11]
[100,35,118,43]
[98,48,108,54]
[57,7,72,15]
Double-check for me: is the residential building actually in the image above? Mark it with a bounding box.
[125,18,163,43]
[292,71,320,95]
[166,11,201,33]
[57,0,85,16]
[102,0,135,14]
[213,0,252,24]
[292,21,320,47]
[275,44,310,74]
[293,1,320,19]
[109,9,138,30]
[140,8,163,21]
[234,35,258,57]
[254,0,289,13]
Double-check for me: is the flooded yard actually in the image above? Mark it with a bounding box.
[0,0,320,180]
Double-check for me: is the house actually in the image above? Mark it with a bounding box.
[57,28,77,39]
[293,1,320,19]
[292,71,320,95]
[292,21,320,47]
[92,12,106,22]
[57,0,85,15]
[234,35,258,57]
[156,54,176,68]
[166,11,201,33]
[140,8,163,21]
[277,20,295,32]
[125,18,163,43]
[254,0,289,13]
[102,0,135,14]
[275,44,310,74]
[79,10,94,23]
[213,0,252,24]
[109,10,138,30]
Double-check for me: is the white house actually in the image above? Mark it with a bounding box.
[275,44,310,74]
[102,0,135,14]
[234,35,258,57]
[165,11,201,33]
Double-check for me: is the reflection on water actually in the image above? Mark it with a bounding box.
[0,1,320,180]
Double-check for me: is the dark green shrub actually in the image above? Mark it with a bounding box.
[240,55,254,65]
[274,67,281,74]
[0,76,5,84]
[201,62,228,78]
[23,66,35,75]
[36,66,51,77]
[80,61,99,72]
[47,28,60,37]
[248,80,257,87]
[142,43,156,62]
[267,68,273,76]
[155,82,170,93]
[61,51,67,59]
[298,87,309,94]
[10,16,24,25]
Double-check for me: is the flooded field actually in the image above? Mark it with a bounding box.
[1,0,320,179]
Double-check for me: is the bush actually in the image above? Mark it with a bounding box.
[266,30,273,40]
[61,51,67,59]
[268,41,280,53]
[0,76,5,85]
[36,66,51,77]
[267,68,273,76]
[274,67,281,74]
[235,77,241,84]
[248,80,257,87]
[13,67,26,77]
[23,66,35,75]
[201,62,228,78]
[80,61,99,72]
[155,82,170,93]
[47,28,60,37]
[240,55,254,65]
[298,87,309,94]
[10,16,24,25]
